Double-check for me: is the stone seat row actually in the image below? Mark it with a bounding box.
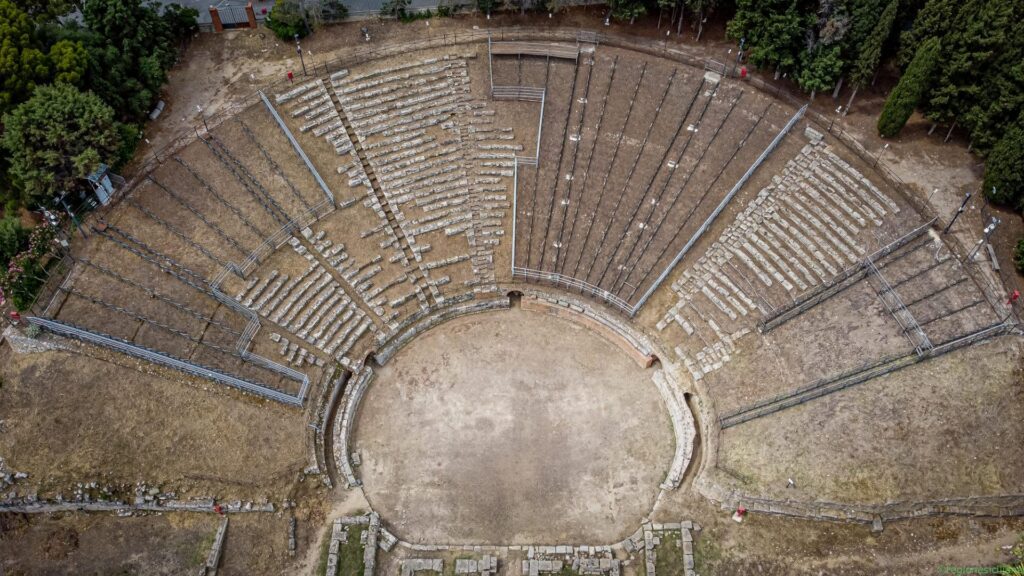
[332,52,516,295]
[237,254,374,366]
[656,140,900,381]
[302,225,432,339]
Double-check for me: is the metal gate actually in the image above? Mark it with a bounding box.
[218,4,250,29]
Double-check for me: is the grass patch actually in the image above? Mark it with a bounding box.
[693,534,723,574]
[340,527,368,576]
[315,528,333,576]
[190,528,216,568]
[655,531,684,576]
[443,554,476,576]
[315,525,367,576]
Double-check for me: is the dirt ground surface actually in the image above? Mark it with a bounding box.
[0,345,307,500]
[670,497,1024,576]
[718,336,1024,503]
[0,512,215,575]
[354,307,674,544]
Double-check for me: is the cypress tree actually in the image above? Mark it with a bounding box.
[844,0,898,111]
[851,0,897,88]
[877,36,940,137]
[982,123,1024,210]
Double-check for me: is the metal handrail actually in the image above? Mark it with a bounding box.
[27,316,306,406]
[512,266,634,314]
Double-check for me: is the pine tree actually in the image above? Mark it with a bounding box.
[897,0,956,67]
[610,0,647,24]
[923,0,1012,134]
[0,84,122,206]
[845,0,897,111]
[958,13,1024,153]
[0,0,50,115]
[982,123,1024,210]
[728,0,812,78]
[797,45,843,98]
[877,36,940,137]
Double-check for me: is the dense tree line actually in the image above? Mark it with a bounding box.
[0,0,195,310]
[0,0,197,210]
[595,0,1022,212]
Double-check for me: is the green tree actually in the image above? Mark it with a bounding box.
[266,0,309,39]
[1,84,122,207]
[0,0,50,114]
[728,0,811,78]
[957,14,1024,153]
[609,0,647,24]
[842,0,886,62]
[845,0,898,111]
[897,0,956,67]
[48,39,88,85]
[160,4,200,40]
[20,0,74,21]
[923,0,1011,129]
[319,0,349,21]
[797,45,843,98]
[850,0,897,88]
[380,0,411,19]
[982,124,1024,210]
[0,214,29,262]
[478,0,497,16]
[1014,239,1024,274]
[80,0,182,122]
[877,36,940,137]
[685,0,720,40]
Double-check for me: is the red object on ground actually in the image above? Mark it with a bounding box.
[262,7,267,14]
[9,311,21,323]
[740,66,748,78]
[214,504,224,515]
[737,506,747,516]
[1009,290,1020,305]
[287,70,294,82]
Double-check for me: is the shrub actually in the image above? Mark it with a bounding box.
[0,215,30,261]
[399,8,432,21]
[380,0,410,19]
[436,1,461,17]
[1014,238,1024,275]
[0,218,58,311]
[266,0,308,40]
[321,0,348,20]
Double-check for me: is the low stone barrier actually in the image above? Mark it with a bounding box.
[695,475,1024,527]
[518,290,655,368]
[375,297,511,365]
[335,368,375,488]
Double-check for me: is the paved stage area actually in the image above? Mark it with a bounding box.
[354,307,674,544]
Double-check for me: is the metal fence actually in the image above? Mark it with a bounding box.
[757,219,936,332]
[720,320,1017,428]
[123,26,714,200]
[491,85,545,101]
[512,266,634,314]
[633,103,808,313]
[259,91,335,205]
[27,316,307,406]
